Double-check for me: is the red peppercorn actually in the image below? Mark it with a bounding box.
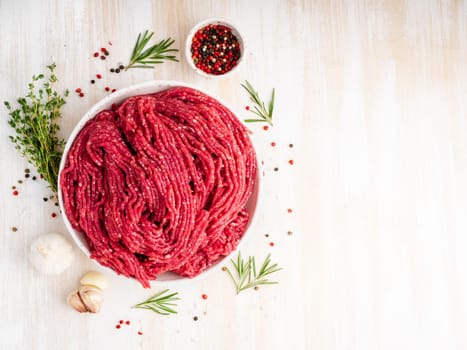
[100,47,107,53]
[51,213,57,218]
[116,324,121,329]
[111,89,116,93]
[287,208,293,213]
[93,52,99,57]
[263,125,269,131]
[125,320,130,325]
[245,106,250,111]
[269,242,275,247]
[13,190,18,196]
[288,159,294,165]
[138,331,143,335]
[75,88,81,93]
[79,92,84,97]
[101,56,106,60]
[202,294,208,300]
[271,142,276,147]
[105,87,110,92]
[119,320,124,324]
[96,74,102,79]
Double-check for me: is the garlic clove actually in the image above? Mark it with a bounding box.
[78,285,103,313]
[80,271,108,290]
[29,233,74,275]
[67,290,87,313]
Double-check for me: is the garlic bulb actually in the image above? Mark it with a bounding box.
[28,233,74,275]
[80,271,108,290]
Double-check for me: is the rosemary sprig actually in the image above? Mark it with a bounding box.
[241,80,275,126]
[223,252,282,294]
[3,63,68,194]
[133,289,180,315]
[125,30,179,70]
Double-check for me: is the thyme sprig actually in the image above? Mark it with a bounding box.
[3,63,68,194]
[223,252,282,294]
[126,30,179,70]
[241,80,275,126]
[133,289,180,315]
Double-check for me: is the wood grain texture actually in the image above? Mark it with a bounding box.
[0,0,466,349]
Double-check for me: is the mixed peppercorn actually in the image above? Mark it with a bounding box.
[191,24,241,75]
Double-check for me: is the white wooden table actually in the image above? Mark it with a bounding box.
[1,1,467,349]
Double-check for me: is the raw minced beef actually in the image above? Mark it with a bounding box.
[60,87,256,288]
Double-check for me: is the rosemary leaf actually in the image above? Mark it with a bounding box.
[126,30,179,70]
[241,81,275,126]
[133,289,180,316]
[223,252,282,294]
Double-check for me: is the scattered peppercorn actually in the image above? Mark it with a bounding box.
[193,316,198,321]
[79,92,84,97]
[287,231,293,236]
[18,180,23,184]
[55,202,59,206]
[125,320,130,325]
[25,169,30,173]
[25,174,30,178]
[115,68,120,73]
[93,52,99,58]
[263,125,269,131]
[265,234,269,237]
[138,331,143,335]
[11,227,18,232]
[13,190,18,196]
[51,213,57,218]
[32,176,37,180]
[90,80,95,84]
[75,88,82,93]
[287,208,293,213]
[101,56,106,60]
[119,65,124,70]
[110,68,115,73]
[289,143,294,148]
[96,74,102,79]
[271,142,276,147]
[12,186,16,190]
[43,197,48,202]
[111,89,116,93]
[274,167,279,172]
[254,286,259,291]
[269,242,275,247]
[288,159,294,165]
[116,324,121,329]
[104,51,109,56]
[191,24,241,75]
[201,294,208,300]
[222,266,227,271]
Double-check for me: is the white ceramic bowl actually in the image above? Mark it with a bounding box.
[58,80,260,285]
[185,18,245,78]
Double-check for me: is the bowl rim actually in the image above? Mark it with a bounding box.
[184,17,245,79]
[58,80,261,286]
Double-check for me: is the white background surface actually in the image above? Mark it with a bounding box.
[1,0,467,349]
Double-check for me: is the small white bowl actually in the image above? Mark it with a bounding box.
[58,80,260,285]
[185,18,245,78]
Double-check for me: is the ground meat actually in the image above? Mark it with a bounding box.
[60,87,256,288]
